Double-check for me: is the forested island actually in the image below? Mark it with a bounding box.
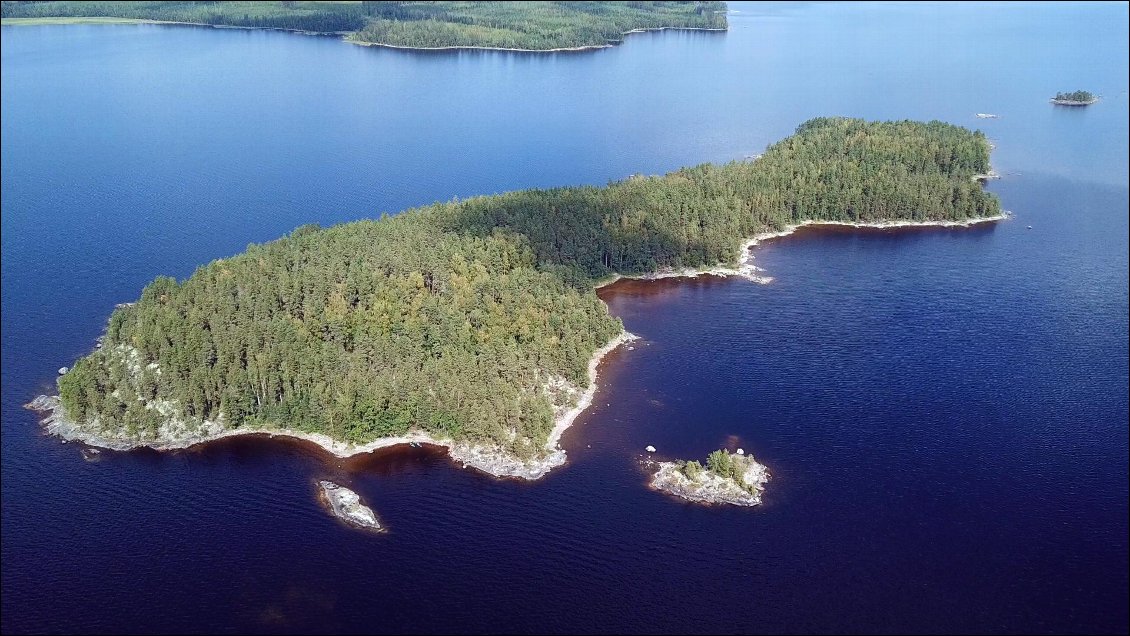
[651,449,769,506]
[0,1,728,51]
[1051,90,1098,106]
[33,118,1002,479]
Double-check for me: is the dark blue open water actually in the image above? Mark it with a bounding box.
[2,2,1127,633]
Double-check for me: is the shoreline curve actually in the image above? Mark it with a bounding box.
[345,26,727,53]
[1,17,725,54]
[596,212,1010,289]
[28,215,1007,481]
[27,328,637,481]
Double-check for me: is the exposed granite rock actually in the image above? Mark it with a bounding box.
[650,451,770,506]
[448,443,566,481]
[318,481,382,531]
[25,395,60,412]
[27,329,638,482]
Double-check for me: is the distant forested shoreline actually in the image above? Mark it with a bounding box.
[1,1,729,51]
[1051,90,1098,105]
[55,118,1000,458]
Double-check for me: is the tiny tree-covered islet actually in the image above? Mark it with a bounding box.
[1,1,729,51]
[1051,90,1098,105]
[651,449,770,506]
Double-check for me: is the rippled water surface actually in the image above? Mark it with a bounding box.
[2,2,1127,633]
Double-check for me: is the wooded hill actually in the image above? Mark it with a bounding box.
[1,1,728,50]
[1052,90,1096,103]
[58,118,1000,455]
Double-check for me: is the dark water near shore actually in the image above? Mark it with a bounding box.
[3,2,1128,633]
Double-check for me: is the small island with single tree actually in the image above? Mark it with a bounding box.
[650,449,770,506]
[1051,90,1098,106]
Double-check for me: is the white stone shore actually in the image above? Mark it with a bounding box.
[597,212,1010,290]
[26,329,636,481]
[319,481,382,531]
[544,330,638,452]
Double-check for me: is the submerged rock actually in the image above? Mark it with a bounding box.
[318,481,382,531]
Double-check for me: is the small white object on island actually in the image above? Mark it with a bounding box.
[736,448,745,455]
[318,481,382,532]
[58,367,68,375]
[645,445,657,453]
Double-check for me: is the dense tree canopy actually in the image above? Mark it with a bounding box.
[1,1,728,50]
[1053,90,1096,103]
[352,1,727,49]
[676,449,759,493]
[58,118,1000,455]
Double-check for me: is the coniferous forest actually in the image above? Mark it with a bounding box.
[1,1,728,50]
[57,118,1000,455]
[1052,90,1097,104]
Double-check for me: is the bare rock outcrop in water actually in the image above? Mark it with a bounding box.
[318,481,382,531]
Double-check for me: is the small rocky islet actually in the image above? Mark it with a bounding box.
[318,481,383,532]
[650,449,770,506]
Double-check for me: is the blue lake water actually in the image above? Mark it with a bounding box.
[2,2,1127,633]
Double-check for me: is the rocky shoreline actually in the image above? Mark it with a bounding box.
[25,329,636,481]
[1050,98,1098,106]
[544,330,638,451]
[27,210,1006,483]
[596,213,1010,290]
[318,481,382,531]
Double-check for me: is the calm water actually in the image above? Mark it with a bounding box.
[2,2,1127,633]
